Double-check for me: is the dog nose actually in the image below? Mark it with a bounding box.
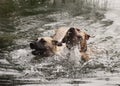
[69,27,75,31]
[30,42,35,49]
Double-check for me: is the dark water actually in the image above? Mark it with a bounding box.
[0,0,106,49]
[1,0,120,86]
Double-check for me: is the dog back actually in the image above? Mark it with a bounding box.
[53,27,70,42]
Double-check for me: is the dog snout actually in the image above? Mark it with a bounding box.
[69,27,75,32]
[30,41,47,50]
[30,42,36,49]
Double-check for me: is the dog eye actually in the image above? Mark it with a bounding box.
[77,36,82,40]
[76,29,80,31]
[40,38,46,43]
[77,36,82,38]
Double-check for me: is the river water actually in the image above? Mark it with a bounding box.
[0,0,120,86]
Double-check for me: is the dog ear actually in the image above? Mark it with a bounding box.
[40,38,46,44]
[85,34,90,40]
[52,40,62,46]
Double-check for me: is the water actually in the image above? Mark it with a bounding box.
[0,0,120,86]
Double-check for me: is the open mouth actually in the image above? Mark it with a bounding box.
[30,42,48,56]
[31,48,47,55]
[31,47,53,57]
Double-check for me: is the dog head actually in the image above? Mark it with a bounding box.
[30,37,62,56]
[62,27,82,49]
[79,31,90,52]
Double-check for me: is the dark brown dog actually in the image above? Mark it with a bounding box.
[30,37,65,57]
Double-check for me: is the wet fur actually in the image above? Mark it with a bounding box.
[30,27,91,61]
[53,27,90,61]
[30,37,66,56]
[53,27,82,49]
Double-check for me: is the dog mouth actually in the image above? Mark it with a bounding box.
[30,42,46,50]
[31,48,53,57]
[31,49,48,56]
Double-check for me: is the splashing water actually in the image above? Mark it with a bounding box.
[1,0,120,85]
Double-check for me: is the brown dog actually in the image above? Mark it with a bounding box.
[77,31,91,61]
[53,27,82,49]
[52,27,90,61]
[30,37,65,57]
[79,31,90,52]
[30,27,91,62]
